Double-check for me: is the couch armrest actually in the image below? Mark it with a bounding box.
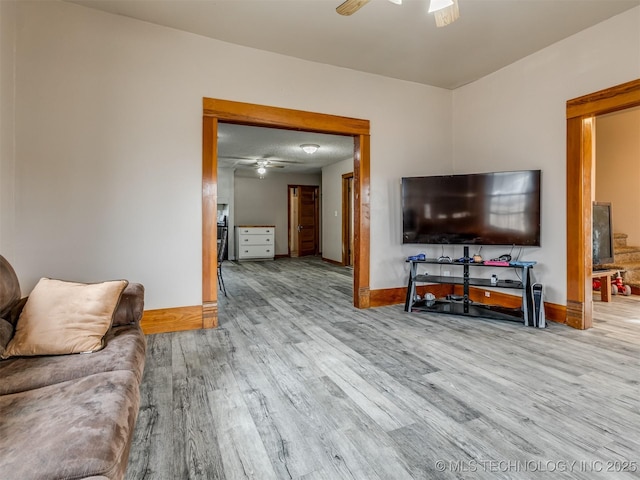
[112,283,145,327]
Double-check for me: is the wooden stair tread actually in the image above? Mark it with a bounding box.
[614,246,640,254]
[598,261,640,276]
[609,233,640,289]
[601,261,640,269]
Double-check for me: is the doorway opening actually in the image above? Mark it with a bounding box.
[342,173,354,267]
[566,78,640,330]
[203,98,371,327]
[288,185,320,257]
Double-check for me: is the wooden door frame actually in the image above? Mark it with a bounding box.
[203,98,371,327]
[342,172,354,266]
[565,78,640,329]
[288,184,320,257]
[287,185,296,257]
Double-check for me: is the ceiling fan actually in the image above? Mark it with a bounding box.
[220,155,301,166]
[254,160,285,170]
[253,160,289,177]
[219,156,303,176]
[336,0,460,27]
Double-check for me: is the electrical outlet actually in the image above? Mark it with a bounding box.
[443,270,450,277]
[485,291,491,297]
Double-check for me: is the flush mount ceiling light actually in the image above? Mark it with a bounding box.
[300,144,320,154]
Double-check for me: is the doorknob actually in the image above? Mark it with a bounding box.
[297,225,303,232]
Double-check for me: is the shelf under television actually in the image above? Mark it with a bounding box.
[414,274,523,290]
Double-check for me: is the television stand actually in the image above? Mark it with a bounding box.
[404,246,542,327]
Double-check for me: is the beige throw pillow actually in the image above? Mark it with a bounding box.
[2,278,128,358]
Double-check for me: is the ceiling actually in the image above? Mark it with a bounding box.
[217,123,354,175]
[67,0,640,175]
[69,0,639,89]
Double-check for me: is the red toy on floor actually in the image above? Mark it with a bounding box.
[593,271,632,296]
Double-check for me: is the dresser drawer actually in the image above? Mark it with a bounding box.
[235,226,275,261]
[237,227,274,236]
[238,234,273,245]
[237,245,274,258]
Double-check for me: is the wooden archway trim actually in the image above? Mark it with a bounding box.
[203,98,371,327]
[566,78,640,329]
[203,98,370,135]
[342,172,355,267]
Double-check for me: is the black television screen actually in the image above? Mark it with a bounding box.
[592,202,614,265]
[402,170,541,246]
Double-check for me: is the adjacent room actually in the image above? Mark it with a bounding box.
[1,0,639,479]
[593,107,640,295]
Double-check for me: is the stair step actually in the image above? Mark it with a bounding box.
[614,232,628,248]
[614,246,640,253]
[598,232,640,287]
[599,261,640,287]
[614,246,640,264]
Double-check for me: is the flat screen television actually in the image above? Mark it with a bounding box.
[592,202,614,266]
[402,170,541,246]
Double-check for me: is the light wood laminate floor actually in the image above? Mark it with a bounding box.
[127,257,640,479]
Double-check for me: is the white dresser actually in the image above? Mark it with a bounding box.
[235,225,275,261]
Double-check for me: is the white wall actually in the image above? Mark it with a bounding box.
[4,0,452,309]
[452,6,640,304]
[6,1,636,309]
[596,107,640,246]
[0,1,17,263]
[321,158,353,263]
[234,171,321,257]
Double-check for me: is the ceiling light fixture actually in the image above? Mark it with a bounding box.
[427,0,452,13]
[428,0,459,27]
[338,0,459,23]
[300,144,320,154]
[257,166,267,175]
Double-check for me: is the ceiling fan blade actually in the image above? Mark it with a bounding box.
[219,155,257,162]
[266,159,303,165]
[336,0,370,16]
[255,160,287,169]
[433,0,460,27]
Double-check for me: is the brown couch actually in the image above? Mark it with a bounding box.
[0,255,146,480]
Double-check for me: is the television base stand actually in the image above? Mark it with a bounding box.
[404,246,543,327]
[410,299,525,323]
